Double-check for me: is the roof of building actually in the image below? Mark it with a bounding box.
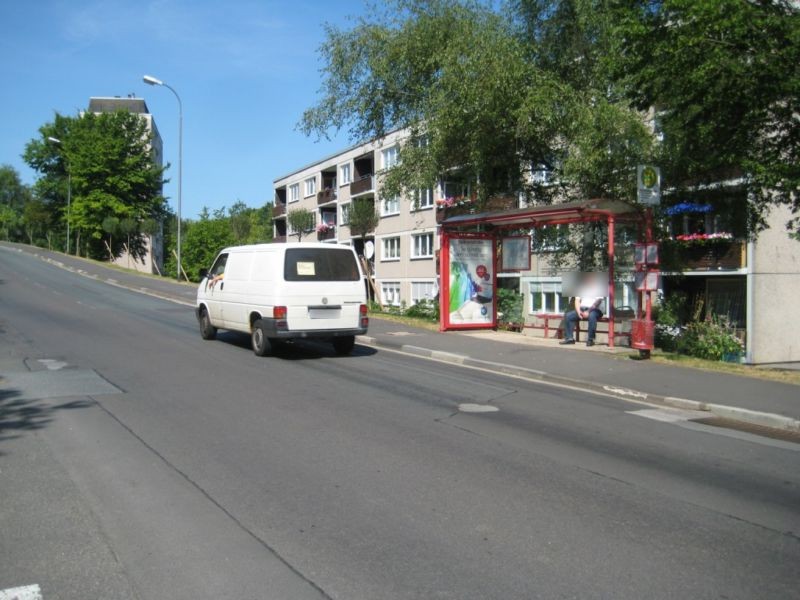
[88,97,151,115]
[273,126,406,185]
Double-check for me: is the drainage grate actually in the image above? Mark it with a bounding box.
[693,417,800,444]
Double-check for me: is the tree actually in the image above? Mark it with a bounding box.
[287,207,315,241]
[347,199,379,240]
[299,0,653,207]
[608,0,800,230]
[179,207,235,281]
[23,110,167,258]
[0,165,31,240]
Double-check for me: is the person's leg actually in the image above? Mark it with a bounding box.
[562,310,578,341]
[587,309,602,342]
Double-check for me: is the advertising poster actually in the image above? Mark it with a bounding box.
[447,237,495,328]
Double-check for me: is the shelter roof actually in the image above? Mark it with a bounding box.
[441,199,643,230]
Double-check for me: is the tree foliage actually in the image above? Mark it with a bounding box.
[23,110,167,259]
[0,165,31,240]
[166,203,274,282]
[347,199,380,239]
[300,0,654,207]
[287,207,315,241]
[302,0,800,232]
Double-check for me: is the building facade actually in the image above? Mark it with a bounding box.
[273,130,441,308]
[87,96,165,275]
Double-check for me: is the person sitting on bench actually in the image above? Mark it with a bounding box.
[560,294,604,347]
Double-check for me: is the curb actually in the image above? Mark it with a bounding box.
[358,336,800,434]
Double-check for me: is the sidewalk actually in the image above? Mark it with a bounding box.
[362,318,800,430]
[4,241,798,432]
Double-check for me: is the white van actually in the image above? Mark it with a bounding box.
[196,243,368,356]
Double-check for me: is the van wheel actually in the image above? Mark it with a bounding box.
[199,308,217,340]
[252,320,271,356]
[332,336,355,356]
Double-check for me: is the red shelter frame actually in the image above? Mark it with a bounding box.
[438,199,649,346]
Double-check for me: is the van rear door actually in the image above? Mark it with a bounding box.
[281,247,364,331]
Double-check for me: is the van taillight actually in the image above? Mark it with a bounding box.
[273,306,287,319]
[359,304,368,316]
[360,304,369,328]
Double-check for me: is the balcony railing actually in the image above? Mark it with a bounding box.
[317,228,336,241]
[683,240,746,271]
[350,174,374,197]
[317,188,337,205]
[273,202,286,217]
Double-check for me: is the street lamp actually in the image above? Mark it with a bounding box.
[143,74,183,280]
[48,136,71,254]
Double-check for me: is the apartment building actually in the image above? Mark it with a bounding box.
[273,129,440,307]
[87,96,165,275]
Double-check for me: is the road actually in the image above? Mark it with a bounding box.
[1,247,798,599]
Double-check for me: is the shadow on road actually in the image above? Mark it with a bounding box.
[0,388,93,456]
[212,331,378,360]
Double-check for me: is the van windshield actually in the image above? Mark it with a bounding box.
[283,248,360,282]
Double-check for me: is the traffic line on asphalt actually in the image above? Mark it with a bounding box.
[0,584,43,600]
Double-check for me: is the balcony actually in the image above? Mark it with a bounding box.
[273,202,286,217]
[350,174,374,197]
[317,228,336,241]
[683,240,745,271]
[317,188,337,205]
[661,239,746,271]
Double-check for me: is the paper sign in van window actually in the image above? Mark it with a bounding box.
[296,261,316,276]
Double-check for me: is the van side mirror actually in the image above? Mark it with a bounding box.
[199,268,209,279]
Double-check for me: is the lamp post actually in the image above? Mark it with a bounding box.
[47,136,71,254]
[143,74,183,280]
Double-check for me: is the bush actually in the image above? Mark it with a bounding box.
[654,291,688,352]
[676,317,743,361]
[497,288,523,325]
[405,298,439,321]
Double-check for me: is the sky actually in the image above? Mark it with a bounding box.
[0,0,365,219]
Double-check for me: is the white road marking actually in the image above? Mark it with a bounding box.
[626,408,709,423]
[459,403,499,413]
[0,584,43,600]
[37,359,68,371]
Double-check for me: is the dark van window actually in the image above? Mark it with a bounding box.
[284,248,360,282]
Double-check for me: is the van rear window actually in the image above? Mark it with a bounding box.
[284,248,360,282]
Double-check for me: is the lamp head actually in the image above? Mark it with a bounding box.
[143,75,163,86]
[48,136,62,144]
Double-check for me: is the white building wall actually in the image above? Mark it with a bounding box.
[748,204,800,364]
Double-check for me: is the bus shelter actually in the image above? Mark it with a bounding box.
[438,199,651,348]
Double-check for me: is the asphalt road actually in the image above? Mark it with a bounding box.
[1,247,798,600]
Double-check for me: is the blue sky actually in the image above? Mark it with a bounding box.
[0,0,363,219]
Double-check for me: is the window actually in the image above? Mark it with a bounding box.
[209,253,228,278]
[381,281,401,306]
[381,195,400,216]
[381,146,399,169]
[529,281,569,314]
[304,177,317,197]
[289,183,300,203]
[411,281,436,304]
[414,188,434,210]
[442,181,469,199]
[411,233,434,258]
[284,248,360,282]
[340,163,351,185]
[340,203,350,226]
[382,236,400,261]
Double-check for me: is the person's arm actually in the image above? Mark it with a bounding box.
[575,296,585,318]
